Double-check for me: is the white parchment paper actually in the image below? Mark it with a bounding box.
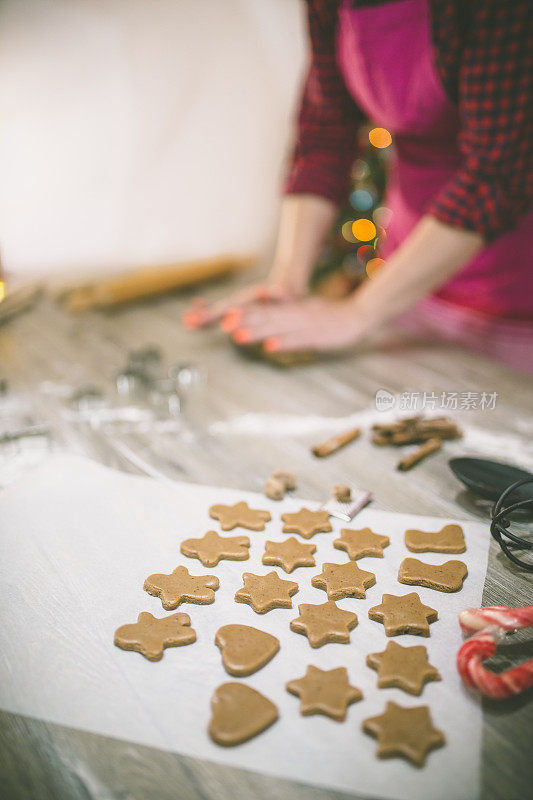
[0,455,490,800]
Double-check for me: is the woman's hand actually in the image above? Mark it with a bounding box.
[182,282,296,330]
[225,295,366,353]
[183,194,339,331]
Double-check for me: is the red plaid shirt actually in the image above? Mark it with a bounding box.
[284,0,533,240]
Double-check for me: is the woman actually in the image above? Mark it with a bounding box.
[184,0,533,372]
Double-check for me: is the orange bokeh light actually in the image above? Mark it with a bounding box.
[352,218,377,241]
[369,127,392,148]
[366,257,386,278]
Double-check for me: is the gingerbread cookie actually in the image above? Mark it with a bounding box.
[215,624,279,677]
[235,571,298,613]
[405,523,466,554]
[262,537,316,573]
[311,561,376,600]
[180,530,250,567]
[209,501,271,531]
[263,477,285,501]
[287,665,362,721]
[290,600,358,648]
[398,558,468,593]
[271,470,297,490]
[114,611,196,661]
[143,565,219,609]
[368,593,438,637]
[362,701,445,767]
[209,683,278,746]
[334,527,390,560]
[281,507,332,539]
[366,641,441,695]
[264,470,297,500]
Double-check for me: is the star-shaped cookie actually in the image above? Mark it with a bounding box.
[262,537,317,573]
[362,701,445,766]
[334,527,390,560]
[180,530,250,567]
[235,571,299,613]
[209,501,271,531]
[311,561,376,600]
[287,665,362,720]
[281,507,332,539]
[366,641,441,695]
[290,600,358,647]
[368,593,438,637]
[143,565,219,609]
[114,611,196,661]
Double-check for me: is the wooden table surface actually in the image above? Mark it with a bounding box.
[1,277,532,800]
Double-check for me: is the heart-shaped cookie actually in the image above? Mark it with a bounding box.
[208,683,278,746]
[215,624,280,677]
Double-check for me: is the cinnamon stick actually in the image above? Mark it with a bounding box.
[372,416,461,445]
[371,434,391,446]
[387,428,460,445]
[372,416,422,434]
[312,427,361,458]
[396,438,442,471]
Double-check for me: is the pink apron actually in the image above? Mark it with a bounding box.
[337,0,533,373]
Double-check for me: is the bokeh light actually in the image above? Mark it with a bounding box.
[352,159,370,181]
[373,206,393,228]
[369,127,392,148]
[352,218,377,241]
[341,221,357,243]
[350,189,374,212]
[356,244,374,264]
[366,257,386,278]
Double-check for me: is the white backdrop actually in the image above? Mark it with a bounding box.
[0,0,306,276]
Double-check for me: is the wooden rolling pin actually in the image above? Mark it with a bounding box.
[61,254,254,312]
[0,282,43,324]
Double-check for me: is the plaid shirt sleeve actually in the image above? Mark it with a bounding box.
[283,0,364,204]
[429,0,533,240]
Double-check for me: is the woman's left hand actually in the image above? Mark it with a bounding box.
[224,296,366,353]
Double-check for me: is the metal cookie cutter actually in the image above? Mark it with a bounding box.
[168,362,206,392]
[321,486,372,522]
[457,605,533,699]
